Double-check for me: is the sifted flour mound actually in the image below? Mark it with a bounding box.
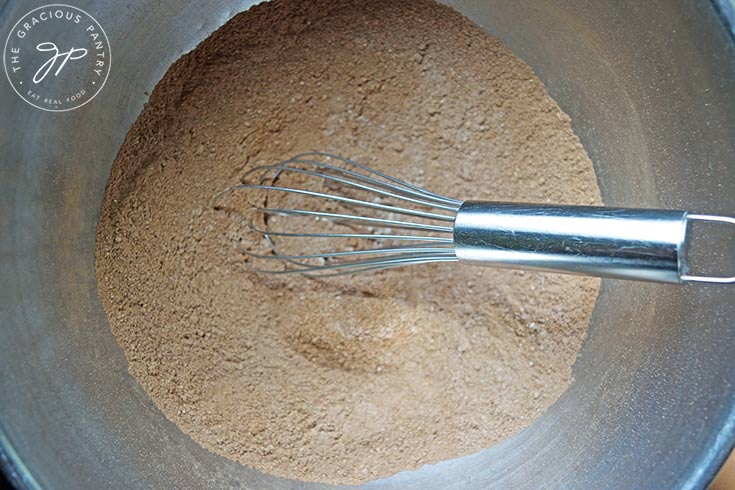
[95,0,602,485]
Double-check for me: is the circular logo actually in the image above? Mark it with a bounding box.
[3,4,111,112]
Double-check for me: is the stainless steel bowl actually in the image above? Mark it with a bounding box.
[1,1,734,489]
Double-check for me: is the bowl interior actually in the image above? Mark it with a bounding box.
[1,1,734,489]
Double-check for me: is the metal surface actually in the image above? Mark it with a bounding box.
[454,202,689,283]
[712,0,735,38]
[1,0,734,489]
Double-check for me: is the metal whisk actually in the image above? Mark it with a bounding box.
[213,152,735,284]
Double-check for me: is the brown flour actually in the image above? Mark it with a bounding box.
[95,0,602,485]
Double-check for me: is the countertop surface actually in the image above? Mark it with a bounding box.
[713,449,735,489]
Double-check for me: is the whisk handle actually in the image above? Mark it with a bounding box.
[454,202,734,284]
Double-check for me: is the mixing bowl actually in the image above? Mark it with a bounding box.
[1,1,734,488]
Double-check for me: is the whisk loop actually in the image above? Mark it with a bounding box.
[212,152,462,276]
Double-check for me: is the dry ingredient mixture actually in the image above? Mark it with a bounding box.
[95,0,602,485]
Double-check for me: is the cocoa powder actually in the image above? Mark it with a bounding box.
[95,0,602,485]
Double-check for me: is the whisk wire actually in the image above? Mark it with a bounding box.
[248,222,454,243]
[243,253,458,276]
[229,184,457,222]
[286,152,463,206]
[275,158,462,209]
[241,158,461,212]
[257,207,454,233]
[242,245,456,261]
